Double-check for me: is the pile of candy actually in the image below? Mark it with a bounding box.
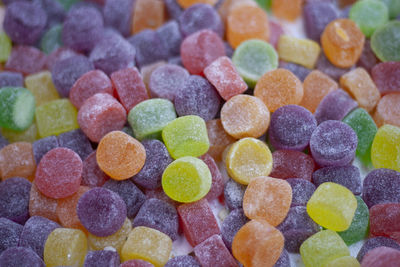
[0,0,399,266]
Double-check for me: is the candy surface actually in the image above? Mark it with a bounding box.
[371,124,400,172]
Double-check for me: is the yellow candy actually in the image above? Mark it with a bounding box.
[371,124,400,172]
[325,256,360,267]
[307,182,357,231]
[44,228,87,267]
[25,71,60,106]
[162,156,212,203]
[88,217,132,254]
[0,121,38,143]
[225,137,273,185]
[121,226,172,267]
[278,35,321,69]
[35,99,79,138]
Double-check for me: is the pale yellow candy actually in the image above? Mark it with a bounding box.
[371,124,400,172]
[44,228,87,267]
[25,71,60,106]
[278,35,321,69]
[0,121,38,143]
[325,256,360,267]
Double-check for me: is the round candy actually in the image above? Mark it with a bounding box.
[0,177,31,224]
[221,209,248,251]
[371,21,400,62]
[165,255,200,267]
[286,178,316,207]
[361,246,400,267]
[0,247,45,267]
[374,93,400,128]
[357,236,400,262]
[371,124,400,172]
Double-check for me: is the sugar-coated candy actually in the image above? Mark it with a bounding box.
[141,61,168,91]
[300,230,350,267]
[381,0,400,18]
[156,20,182,58]
[307,182,357,231]
[145,188,179,208]
[232,219,284,267]
[371,124,400,172]
[361,246,400,267]
[58,129,93,160]
[77,187,127,237]
[312,165,361,195]
[0,33,12,63]
[40,24,62,55]
[268,20,284,49]
[200,154,224,200]
[243,176,292,226]
[357,236,400,262]
[96,131,146,180]
[316,52,353,81]
[0,71,23,88]
[44,228,87,267]
[286,179,316,207]
[280,61,312,82]
[165,0,184,20]
[162,156,211,203]
[206,119,236,162]
[121,226,172,267]
[278,35,321,69]
[120,259,155,267]
[132,0,165,34]
[0,87,35,131]
[165,255,201,267]
[0,121,38,144]
[82,150,109,188]
[277,206,320,253]
[371,62,400,95]
[194,234,238,267]
[45,47,78,70]
[226,138,273,185]
[325,256,360,267]
[270,150,315,182]
[271,0,302,21]
[6,46,46,75]
[371,21,400,62]
[232,39,278,87]
[274,249,291,267]
[220,94,270,139]
[224,179,246,210]
[0,217,22,254]
[357,40,380,72]
[0,247,45,267]
[221,209,248,251]
[4,2,47,45]
[29,184,59,223]
[25,71,60,107]
[303,2,339,41]
[35,147,82,199]
[374,93,400,128]
[103,0,134,37]
[0,133,8,150]
[84,250,120,267]
[177,0,218,9]
[0,142,36,181]
[370,203,400,243]
[38,0,66,28]
[177,199,220,246]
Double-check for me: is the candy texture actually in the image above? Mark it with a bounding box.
[361,246,400,267]
[369,203,400,243]
[194,234,238,267]
[221,209,248,251]
[286,179,316,207]
[0,247,45,267]
[0,217,23,254]
[278,35,321,69]
[0,142,36,181]
[0,177,31,224]
[371,124,400,172]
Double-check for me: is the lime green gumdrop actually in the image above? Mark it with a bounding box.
[40,24,63,54]
[0,32,12,63]
[371,124,400,172]
[371,21,400,62]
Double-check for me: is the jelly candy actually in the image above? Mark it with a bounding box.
[103,0,135,37]
[177,0,218,9]
[0,177,31,224]
[25,71,60,107]
[121,259,155,267]
[165,256,200,267]
[369,203,400,243]
[371,62,400,95]
[149,64,188,101]
[156,21,182,58]
[165,0,184,20]
[81,151,109,188]
[221,209,248,251]
[371,21,400,62]
[357,40,380,72]
[0,247,45,267]
[278,35,321,69]
[357,236,400,262]
[271,0,303,21]
[361,246,400,267]
[371,124,400,172]
[270,150,315,181]
[0,32,12,63]
[29,184,59,223]
[0,142,36,181]
[303,2,339,41]
[200,153,224,200]
[380,0,400,19]
[84,250,120,267]
[316,53,353,81]
[0,121,38,143]
[0,71,23,88]
[374,93,400,128]
[40,24,63,54]
[286,179,316,207]
[206,119,236,162]
[280,61,312,82]
[0,217,23,254]
[194,234,238,267]
[58,129,93,160]
[325,256,360,267]
[224,179,246,210]
[5,46,46,75]
[131,0,165,34]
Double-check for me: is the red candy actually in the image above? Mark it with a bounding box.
[194,234,238,267]
[370,203,400,243]
[200,153,224,201]
[270,150,315,181]
[5,46,46,75]
[361,246,400,267]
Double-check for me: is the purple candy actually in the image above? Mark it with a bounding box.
[357,40,380,73]
[310,120,358,167]
[102,179,146,219]
[149,64,189,101]
[4,2,47,45]
[224,42,234,58]
[51,54,94,98]
[165,0,184,20]
[268,105,317,151]
[77,187,127,237]
[82,150,109,188]
[0,132,9,150]
[38,0,66,28]
[277,206,320,253]
[62,6,104,52]
[58,129,93,160]
[221,209,248,251]
[103,0,135,37]
[19,216,60,259]
[314,89,358,124]
[317,53,353,81]
[312,165,362,195]
[362,168,400,208]
[168,56,183,66]
[89,35,136,75]
[357,237,400,262]
[280,61,312,82]
[0,217,23,254]
[165,255,201,267]
[303,2,338,41]
[84,250,120,267]
[133,198,179,240]
[286,178,316,207]
[0,177,31,224]
[156,20,183,58]
[224,179,246,211]
[174,75,221,121]
[201,153,224,201]
[0,71,24,88]
[132,139,173,189]
[178,4,224,38]
[32,136,59,165]
[0,247,45,267]
[274,249,291,267]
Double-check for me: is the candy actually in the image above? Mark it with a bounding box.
[274,249,291,267]
[165,0,184,20]
[121,259,155,267]
[357,236,400,262]
[206,119,236,162]
[0,247,45,267]
[0,133,8,150]
[40,24,62,55]
[131,0,164,34]
[380,0,400,18]
[29,184,59,223]
[0,71,23,88]
[5,46,46,75]
[278,35,321,69]
[0,176,30,224]
[361,246,400,267]
[286,179,316,207]
[374,93,400,128]
[221,209,248,251]
[371,124,400,172]
[200,153,224,200]
[357,40,380,72]
[220,94,270,139]
[103,0,134,37]
[316,53,353,81]
[39,0,65,26]
[156,20,182,58]
[0,142,36,181]
[96,131,146,180]
[371,62,400,95]
[58,129,93,160]
[0,32,11,63]
[84,250,120,267]
[0,217,23,254]
[81,151,109,188]
[280,61,312,82]
[325,256,360,267]
[165,256,200,267]
[371,21,400,62]
[194,234,238,267]
[177,0,218,8]
[25,71,60,107]
[370,203,400,242]
[303,2,339,41]
[0,122,38,143]
[141,61,167,92]
[271,0,302,21]
[224,179,246,210]
[45,47,78,70]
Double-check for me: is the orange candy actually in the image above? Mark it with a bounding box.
[321,19,365,68]
[272,0,303,21]
[221,94,270,139]
[300,70,338,113]
[227,4,269,49]
[132,0,165,34]
[232,219,284,267]
[218,0,256,24]
[254,69,303,112]
[177,0,218,9]
[29,183,59,223]
[96,131,146,180]
[374,93,400,127]
[0,142,35,181]
[206,119,236,162]
[243,176,292,226]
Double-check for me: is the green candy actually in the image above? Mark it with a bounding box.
[380,0,400,19]
[350,0,389,38]
[343,108,378,165]
[0,87,36,131]
[40,24,63,54]
[57,0,80,10]
[254,0,271,10]
[0,32,12,63]
[371,21,400,62]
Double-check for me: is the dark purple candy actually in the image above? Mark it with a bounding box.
[357,40,380,73]
[4,1,47,45]
[19,216,60,259]
[310,120,358,167]
[0,177,31,224]
[312,165,362,195]
[224,179,246,210]
[0,217,23,254]
[82,150,109,188]
[277,206,320,253]
[32,136,59,165]
[58,129,93,160]
[165,0,184,20]
[51,54,94,98]
[5,46,47,75]
[77,187,127,237]
[89,35,136,75]
[62,6,104,52]
[168,56,183,66]
[0,247,45,267]
[102,179,146,219]
[0,71,24,88]
[156,20,182,58]
[165,255,201,267]
[103,0,135,37]
[286,178,316,207]
[268,105,317,151]
[224,42,234,58]
[303,2,338,41]
[133,198,179,240]
[357,237,400,262]
[280,61,312,82]
[339,6,351,18]
[178,4,224,38]
[317,53,353,81]
[132,139,173,189]
[221,209,248,251]
[314,89,358,124]
[37,0,66,28]
[201,153,224,201]
[362,168,400,208]
[174,75,221,121]
[274,249,291,267]
[84,250,120,267]
[0,133,8,150]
